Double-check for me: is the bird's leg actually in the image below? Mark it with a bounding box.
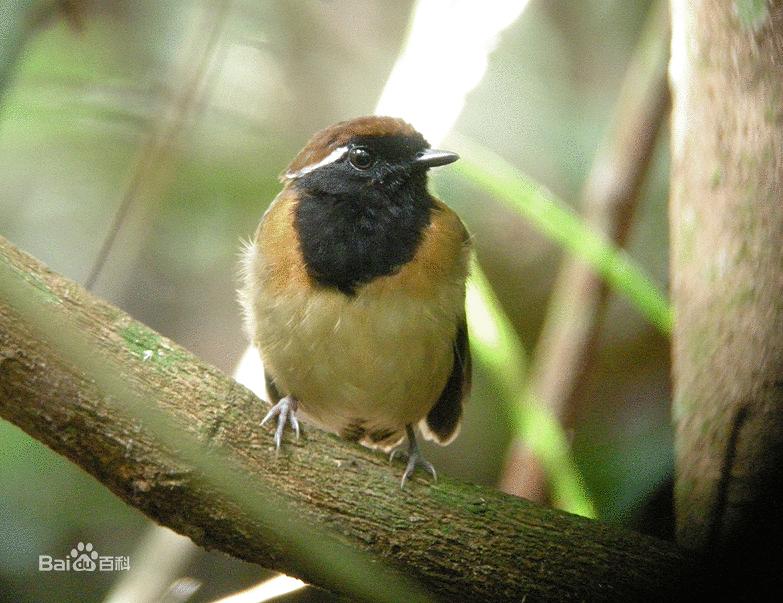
[389,424,437,488]
[260,395,300,451]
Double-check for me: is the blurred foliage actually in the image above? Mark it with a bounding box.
[456,136,672,335]
[467,262,595,517]
[0,1,670,601]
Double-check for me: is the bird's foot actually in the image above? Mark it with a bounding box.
[390,448,438,488]
[260,395,300,451]
[389,425,437,488]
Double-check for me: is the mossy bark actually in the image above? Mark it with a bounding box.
[669,0,783,566]
[0,235,689,600]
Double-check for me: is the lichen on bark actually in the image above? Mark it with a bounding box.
[669,0,783,566]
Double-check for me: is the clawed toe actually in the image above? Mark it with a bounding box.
[390,425,438,488]
[261,396,299,451]
[400,454,437,488]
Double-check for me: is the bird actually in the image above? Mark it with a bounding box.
[238,116,471,486]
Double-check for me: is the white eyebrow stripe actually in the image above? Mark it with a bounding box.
[284,146,349,179]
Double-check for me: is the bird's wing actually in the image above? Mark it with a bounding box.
[421,315,471,445]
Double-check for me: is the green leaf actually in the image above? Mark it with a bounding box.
[467,260,596,517]
[455,135,673,335]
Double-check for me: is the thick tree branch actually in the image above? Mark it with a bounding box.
[0,235,687,601]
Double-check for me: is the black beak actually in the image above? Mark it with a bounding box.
[413,148,459,168]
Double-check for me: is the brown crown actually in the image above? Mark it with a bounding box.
[283,116,426,179]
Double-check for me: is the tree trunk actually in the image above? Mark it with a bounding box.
[0,234,689,601]
[669,0,783,581]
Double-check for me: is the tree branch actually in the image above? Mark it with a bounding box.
[499,0,671,503]
[0,235,687,601]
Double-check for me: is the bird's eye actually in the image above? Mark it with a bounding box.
[348,146,374,170]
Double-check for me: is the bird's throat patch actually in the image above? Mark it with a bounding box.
[293,183,434,295]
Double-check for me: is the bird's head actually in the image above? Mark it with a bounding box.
[281,116,458,197]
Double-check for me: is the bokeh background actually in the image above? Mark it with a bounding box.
[0,0,671,601]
